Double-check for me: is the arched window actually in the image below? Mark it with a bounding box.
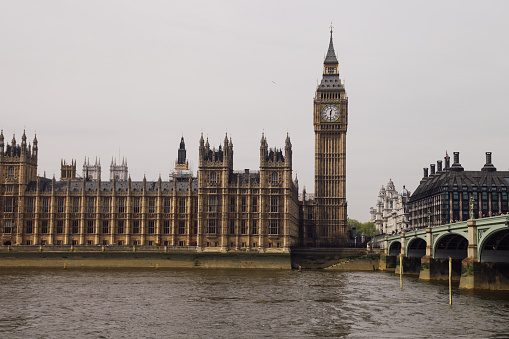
[271,172,279,185]
[8,167,14,180]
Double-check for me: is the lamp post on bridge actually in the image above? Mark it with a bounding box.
[469,196,475,220]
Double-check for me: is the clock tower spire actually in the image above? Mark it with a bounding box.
[314,28,348,245]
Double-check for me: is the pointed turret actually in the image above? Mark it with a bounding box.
[0,130,4,156]
[324,28,338,66]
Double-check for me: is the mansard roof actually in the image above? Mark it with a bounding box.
[410,169,509,201]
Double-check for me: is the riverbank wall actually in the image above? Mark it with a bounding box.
[0,246,291,269]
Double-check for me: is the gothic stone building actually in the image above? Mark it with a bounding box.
[409,152,509,228]
[0,130,299,252]
[0,30,348,250]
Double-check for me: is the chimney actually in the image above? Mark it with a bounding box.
[450,152,464,172]
[423,168,428,178]
[430,164,436,175]
[437,160,443,172]
[482,151,496,172]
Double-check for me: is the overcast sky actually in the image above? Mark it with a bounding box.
[1,1,508,222]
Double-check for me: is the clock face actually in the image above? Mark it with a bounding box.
[321,105,340,122]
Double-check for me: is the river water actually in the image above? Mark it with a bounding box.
[0,268,508,338]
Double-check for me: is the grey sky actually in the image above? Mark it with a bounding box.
[1,1,508,222]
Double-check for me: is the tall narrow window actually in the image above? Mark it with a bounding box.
[117,221,124,234]
[26,198,34,213]
[179,199,186,214]
[4,198,14,213]
[133,199,140,213]
[208,196,217,212]
[87,220,94,234]
[240,220,247,234]
[148,220,155,234]
[103,198,110,213]
[178,221,185,234]
[72,220,79,234]
[42,198,49,213]
[133,221,140,234]
[88,198,95,213]
[25,221,33,234]
[269,220,279,235]
[8,167,14,180]
[252,197,258,213]
[4,221,13,233]
[251,220,258,235]
[41,220,48,234]
[57,199,65,213]
[164,199,171,213]
[118,198,125,213]
[270,197,279,213]
[73,198,80,213]
[148,199,155,213]
[230,197,235,212]
[210,172,217,184]
[241,197,246,212]
[163,220,170,234]
[102,220,109,234]
[229,220,235,234]
[56,220,64,234]
[207,219,216,234]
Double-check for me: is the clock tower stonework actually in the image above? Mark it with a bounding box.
[314,30,348,245]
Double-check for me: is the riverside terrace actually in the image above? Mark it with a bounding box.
[372,215,509,290]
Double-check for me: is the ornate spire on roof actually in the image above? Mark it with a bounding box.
[324,23,338,65]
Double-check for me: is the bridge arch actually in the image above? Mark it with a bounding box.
[407,238,426,258]
[388,241,401,257]
[434,233,468,259]
[479,228,509,263]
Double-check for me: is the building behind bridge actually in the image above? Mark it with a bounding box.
[409,152,509,228]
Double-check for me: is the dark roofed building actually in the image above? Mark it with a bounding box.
[409,152,509,228]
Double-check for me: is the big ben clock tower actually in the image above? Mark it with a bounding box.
[314,28,348,245]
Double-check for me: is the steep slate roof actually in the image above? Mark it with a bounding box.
[410,170,509,201]
[25,178,198,194]
[228,172,260,185]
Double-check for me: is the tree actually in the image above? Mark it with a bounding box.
[347,219,379,237]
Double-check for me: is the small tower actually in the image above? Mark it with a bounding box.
[110,157,128,181]
[60,159,77,180]
[0,130,38,185]
[175,136,189,171]
[83,157,101,181]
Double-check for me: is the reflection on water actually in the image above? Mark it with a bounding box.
[0,268,508,338]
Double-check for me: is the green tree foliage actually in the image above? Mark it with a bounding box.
[347,219,379,237]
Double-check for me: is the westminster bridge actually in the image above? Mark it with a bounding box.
[373,215,509,290]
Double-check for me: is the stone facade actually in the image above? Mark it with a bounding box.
[313,29,348,245]
[369,179,410,234]
[0,131,299,252]
[0,31,348,250]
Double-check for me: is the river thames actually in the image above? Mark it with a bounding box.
[0,268,508,338]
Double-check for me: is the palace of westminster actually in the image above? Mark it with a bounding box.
[0,32,349,252]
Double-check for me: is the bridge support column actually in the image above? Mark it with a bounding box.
[459,219,479,289]
[379,253,396,271]
[419,227,433,280]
